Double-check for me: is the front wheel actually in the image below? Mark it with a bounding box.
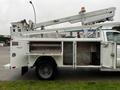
[35,62,57,80]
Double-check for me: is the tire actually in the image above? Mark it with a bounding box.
[35,62,57,80]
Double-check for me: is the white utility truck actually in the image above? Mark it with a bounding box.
[7,7,120,80]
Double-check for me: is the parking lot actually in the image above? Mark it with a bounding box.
[1,46,120,81]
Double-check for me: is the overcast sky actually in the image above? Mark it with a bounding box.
[0,0,120,35]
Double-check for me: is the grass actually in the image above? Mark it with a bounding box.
[0,80,120,90]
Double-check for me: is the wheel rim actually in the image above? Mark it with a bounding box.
[38,64,53,79]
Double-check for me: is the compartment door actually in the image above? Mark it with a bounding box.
[10,41,29,67]
[63,42,73,65]
[101,42,116,68]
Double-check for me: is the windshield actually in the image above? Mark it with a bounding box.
[106,32,120,42]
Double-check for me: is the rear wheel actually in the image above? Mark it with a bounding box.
[35,62,57,80]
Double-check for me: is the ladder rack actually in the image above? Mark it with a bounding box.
[22,22,120,35]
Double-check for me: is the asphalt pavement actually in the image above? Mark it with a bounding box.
[1,46,120,81]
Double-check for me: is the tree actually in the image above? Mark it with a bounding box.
[112,26,120,31]
[0,36,10,45]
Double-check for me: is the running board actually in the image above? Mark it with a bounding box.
[101,68,120,71]
[75,65,101,69]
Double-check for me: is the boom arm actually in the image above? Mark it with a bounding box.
[34,7,116,29]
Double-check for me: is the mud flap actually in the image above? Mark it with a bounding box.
[21,66,28,75]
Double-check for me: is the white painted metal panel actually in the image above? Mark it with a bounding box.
[14,38,101,42]
[101,42,116,68]
[117,45,120,67]
[10,41,29,68]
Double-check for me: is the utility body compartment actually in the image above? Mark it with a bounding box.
[10,38,103,68]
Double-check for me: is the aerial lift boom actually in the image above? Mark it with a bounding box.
[34,7,115,29]
[11,7,116,37]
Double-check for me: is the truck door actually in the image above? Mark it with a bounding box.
[101,42,116,68]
